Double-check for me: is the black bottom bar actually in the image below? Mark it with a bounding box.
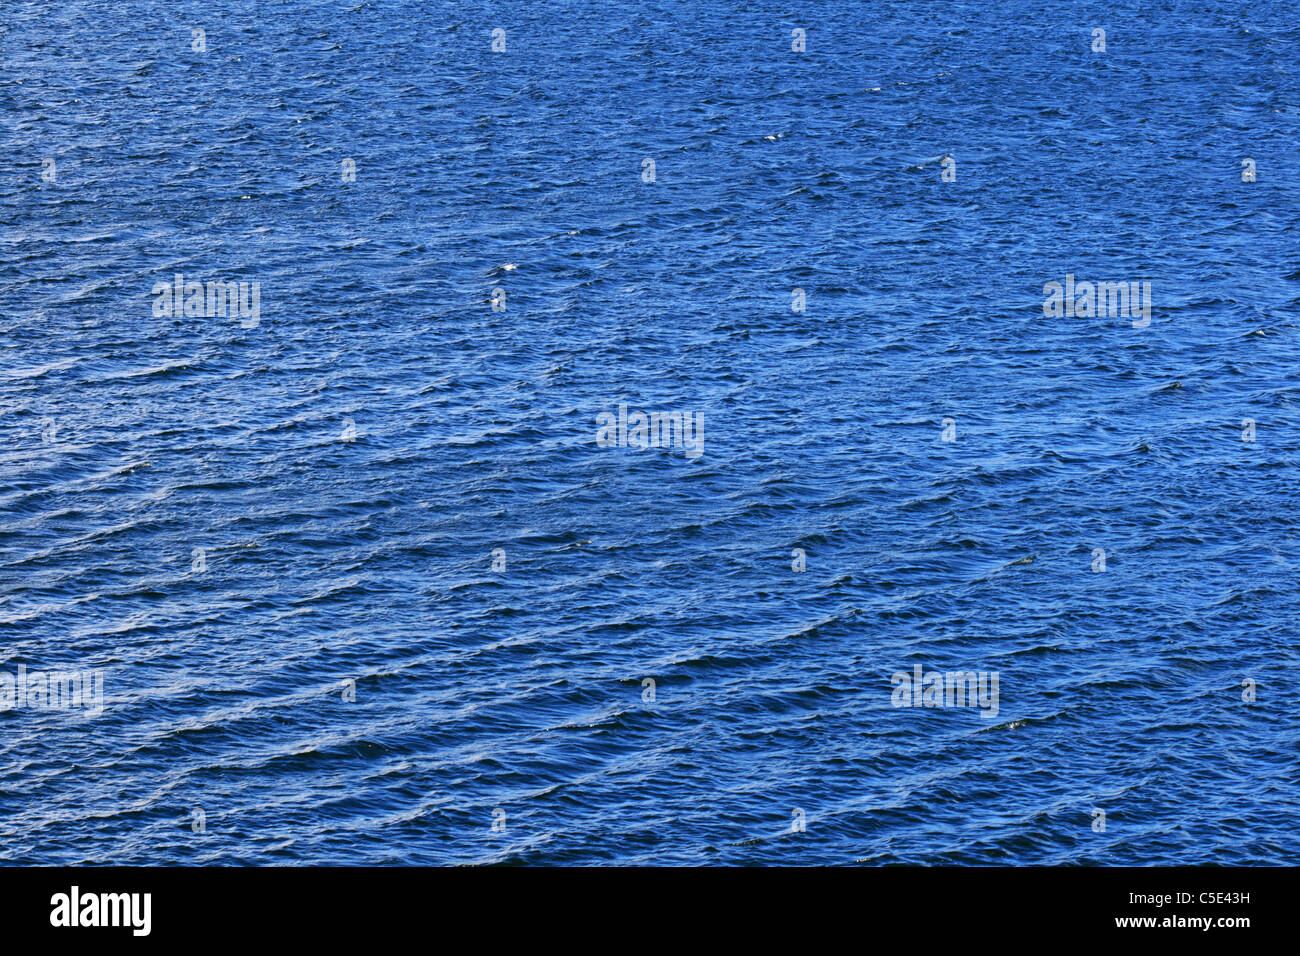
[2,865,1279,942]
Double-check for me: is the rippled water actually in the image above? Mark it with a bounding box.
[2,1,1298,865]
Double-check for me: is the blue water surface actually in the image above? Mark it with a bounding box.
[1,0,1298,864]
